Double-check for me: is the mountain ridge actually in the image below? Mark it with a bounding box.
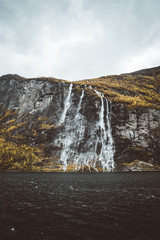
[0,66,160,172]
[1,65,160,80]
[1,65,160,109]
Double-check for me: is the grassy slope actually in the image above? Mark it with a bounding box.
[74,66,160,109]
[0,111,42,171]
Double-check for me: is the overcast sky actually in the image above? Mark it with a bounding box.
[0,0,160,81]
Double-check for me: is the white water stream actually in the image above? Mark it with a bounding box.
[59,89,85,171]
[58,84,115,171]
[93,89,115,171]
[59,83,73,124]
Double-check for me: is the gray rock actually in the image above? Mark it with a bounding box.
[0,76,160,171]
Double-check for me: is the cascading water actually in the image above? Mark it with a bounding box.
[59,83,73,124]
[57,84,115,171]
[106,99,115,169]
[92,89,115,171]
[59,88,85,171]
[98,97,115,171]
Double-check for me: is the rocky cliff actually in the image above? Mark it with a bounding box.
[0,67,160,172]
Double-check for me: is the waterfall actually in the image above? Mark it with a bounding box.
[59,89,85,171]
[59,83,73,124]
[76,90,84,116]
[98,98,114,171]
[94,90,115,171]
[75,90,85,141]
[57,86,114,172]
[106,99,115,169]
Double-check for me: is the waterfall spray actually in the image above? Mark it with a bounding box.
[59,83,73,124]
[94,90,115,171]
[59,89,85,171]
[57,86,114,171]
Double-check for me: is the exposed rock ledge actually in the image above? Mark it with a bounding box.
[0,67,160,172]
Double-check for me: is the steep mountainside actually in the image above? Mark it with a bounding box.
[0,66,160,171]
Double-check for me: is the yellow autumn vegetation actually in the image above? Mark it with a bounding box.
[75,74,160,109]
[39,123,57,130]
[0,111,42,171]
[0,137,41,170]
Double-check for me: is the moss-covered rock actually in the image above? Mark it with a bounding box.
[122,160,160,171]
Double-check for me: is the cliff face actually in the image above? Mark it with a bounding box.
[0,68,160,171]
[112,104,160,170]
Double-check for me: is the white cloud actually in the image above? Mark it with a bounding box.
[120,46,160,74]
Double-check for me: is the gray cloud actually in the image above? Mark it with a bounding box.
[0,0,160,80]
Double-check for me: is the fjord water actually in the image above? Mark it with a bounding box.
[0,172,160,240]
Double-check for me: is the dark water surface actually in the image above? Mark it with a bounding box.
[0,172,160,240]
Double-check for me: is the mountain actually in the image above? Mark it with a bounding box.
[0,66,160,172]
